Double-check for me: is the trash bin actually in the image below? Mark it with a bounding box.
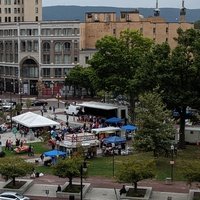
[69,195,75,200]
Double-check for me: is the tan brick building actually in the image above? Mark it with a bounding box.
[79,9,193,66]
[0,0,42,23]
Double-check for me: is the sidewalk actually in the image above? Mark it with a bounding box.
[16,174,192,200]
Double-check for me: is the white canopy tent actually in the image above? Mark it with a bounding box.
[12,111,60,128]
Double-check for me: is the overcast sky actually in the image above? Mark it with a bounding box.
[43,0,199,9]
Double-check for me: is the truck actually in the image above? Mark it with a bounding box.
[76,101,128,119]
[64,103,81,115]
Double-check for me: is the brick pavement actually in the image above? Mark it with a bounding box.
[32,174,193,193]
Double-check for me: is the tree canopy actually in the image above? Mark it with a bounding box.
[89,29,154,121]
[117,158,155,192]
[154,28,200,148]
[53,156,85,186]
[134,91,176,156]
[0,157,34,186]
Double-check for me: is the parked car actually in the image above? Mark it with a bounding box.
[31,100,48,106]
[64,103,81,115]
[0,191,30,200]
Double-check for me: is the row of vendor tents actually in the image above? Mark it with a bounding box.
[12,112,137,132]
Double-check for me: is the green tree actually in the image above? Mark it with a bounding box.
[0,157,34,186]
[53,157,85,186]
[156,28,200,148]
[180,160,200,186]
[89,29,153,122]
[194,20,200,29]
[134,92,176,157]
[25,99,32,110]
[67,66,97,97]
[117,159,155,192]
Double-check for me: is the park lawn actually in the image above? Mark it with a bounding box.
[2,142,200,181]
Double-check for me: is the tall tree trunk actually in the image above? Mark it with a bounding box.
[133,181,138,193]
[12,177,16,186]
[179,106,186,149]
[69,177,73,186]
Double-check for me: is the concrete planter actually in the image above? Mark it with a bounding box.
[120,186,152,200]
[0,179,33,194]
[188,189,200,200]
[56,182,91,200]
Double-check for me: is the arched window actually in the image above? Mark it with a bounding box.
[42,42,50,52]
[54,42,62,53]
[63,42,71,52]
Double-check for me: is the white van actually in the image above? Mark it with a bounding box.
[64,104,81,115]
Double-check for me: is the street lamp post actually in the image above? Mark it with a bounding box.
[64,74,68,100]
[112,143,115,177]
[170,144,175,182]
[19,78,22,105]
[80,161,87,200]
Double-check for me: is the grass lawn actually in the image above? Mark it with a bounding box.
[2,142,200,182]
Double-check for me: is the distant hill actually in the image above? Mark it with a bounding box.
[43,6,200,23]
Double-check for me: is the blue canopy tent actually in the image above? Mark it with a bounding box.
[44,150,66,158]
[105,117,122,124]
[103,136,126,144]
[121,124,137,132]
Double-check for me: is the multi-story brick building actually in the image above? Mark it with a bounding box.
[0,0,194,97]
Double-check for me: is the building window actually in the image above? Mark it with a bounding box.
[35,0,38,5]
[63,42,71,52]
[55,55,62,64]
[121,13,126,18]
[43,42,50,52]
[42,68,50,78]
[33,40,38,52]
[41,29,51,36]
[55,68,62,77]
[54,42,62,53]
[35,16,38,21]
[63,28,72,36]
[166,27,169,33]
[42,54,50,64]
[153,27,156,34]
[21,41,26,52]
[64,55,71,64]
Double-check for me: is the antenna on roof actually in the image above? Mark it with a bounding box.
[180,0,186,22]
[154,0,160,17]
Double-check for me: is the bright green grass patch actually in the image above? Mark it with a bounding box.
[2,143,200,182]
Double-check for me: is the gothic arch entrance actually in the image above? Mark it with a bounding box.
[20,58,39,95]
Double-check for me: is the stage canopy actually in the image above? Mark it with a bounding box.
[12,111,60,128]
